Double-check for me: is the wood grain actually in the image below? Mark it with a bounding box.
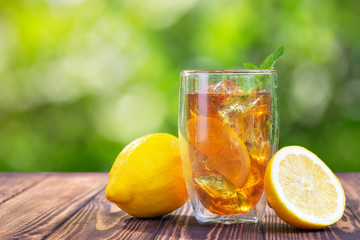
[0,173,107,239]
[263,204,360,240]
[0,172,49,204]
[46,190,164,240]
[0,172,359,240]
[154,202,263,240]
[337,173,360,221]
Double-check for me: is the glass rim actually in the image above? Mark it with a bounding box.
[181,69,276,75]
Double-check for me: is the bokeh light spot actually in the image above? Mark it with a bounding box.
[94,86,167,143]
[289,64,333,125]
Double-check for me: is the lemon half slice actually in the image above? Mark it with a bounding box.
[264,146,346,229]
[187,116,250,188]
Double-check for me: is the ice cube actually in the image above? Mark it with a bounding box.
[193,162,264,215]
[215,94,261,125]
[194,175,237,199]
[213,80,243,94]
[210,93,271,166]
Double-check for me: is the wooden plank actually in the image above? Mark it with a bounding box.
[336,173,360,221]
[0,172,358,239]
[0,173,107,239]
[0,172,49,204]
[263,205,360,240]
[154,202,263,240]
[264,206,360,240]
[46,189,164,240]
[154,173,360,239]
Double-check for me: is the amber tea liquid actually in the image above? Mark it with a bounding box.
[185,80,271,215]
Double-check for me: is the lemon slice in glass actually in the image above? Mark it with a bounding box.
[187,116,250,188]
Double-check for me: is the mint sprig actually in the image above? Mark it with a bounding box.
[243,63,259,70]
[243,46,284,70]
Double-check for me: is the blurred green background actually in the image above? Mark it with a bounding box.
[0,0,359,172]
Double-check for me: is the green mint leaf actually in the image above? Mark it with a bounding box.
[243,63,259,70]
[260,46,284,70]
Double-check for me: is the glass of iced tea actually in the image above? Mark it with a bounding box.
[178,70,279,224]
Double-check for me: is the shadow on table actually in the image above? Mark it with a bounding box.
[118,215,346,240]
[154,213,266,238]
[262,222,331,234]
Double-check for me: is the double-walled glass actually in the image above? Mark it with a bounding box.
[178,70,279,224]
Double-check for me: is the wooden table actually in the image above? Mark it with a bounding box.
[0,173,359,239]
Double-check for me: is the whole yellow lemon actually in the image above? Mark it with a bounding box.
[105,133,188,218]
